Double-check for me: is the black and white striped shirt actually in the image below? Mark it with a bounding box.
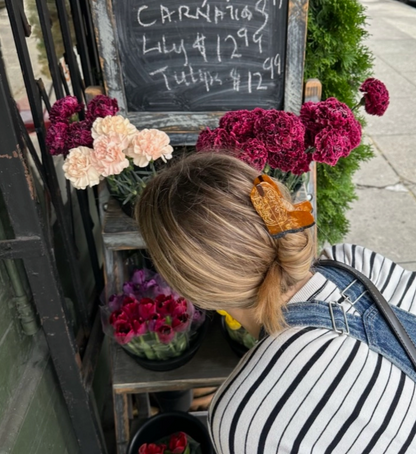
[209,244,416,453]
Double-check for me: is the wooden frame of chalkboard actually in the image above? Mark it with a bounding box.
[91,0,309,145]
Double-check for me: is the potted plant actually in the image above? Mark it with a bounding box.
[127,412,214,454]
[217,311,257,358]
[101,268,207,371]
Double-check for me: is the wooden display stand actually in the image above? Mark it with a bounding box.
[99,188,241,454]
[92,1,314,452]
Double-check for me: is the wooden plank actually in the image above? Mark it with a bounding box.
[102,197,146,251]
[112,315,239,394]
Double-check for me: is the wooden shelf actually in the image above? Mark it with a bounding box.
[101,196,146,251]
[112,314,240,394]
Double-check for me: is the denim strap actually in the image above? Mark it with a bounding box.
[282,264,416,383]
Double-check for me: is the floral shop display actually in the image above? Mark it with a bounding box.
[217,310,257,358]
[49,78,389,216]
[101,268,207,371]
[127,412,213,454]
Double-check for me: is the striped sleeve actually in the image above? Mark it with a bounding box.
[321,244,416,312]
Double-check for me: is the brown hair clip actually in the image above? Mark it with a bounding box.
[250,175,315,239]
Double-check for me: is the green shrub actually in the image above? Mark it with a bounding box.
[304,0,374,246]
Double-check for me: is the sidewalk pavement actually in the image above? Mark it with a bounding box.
[345,0,416,271]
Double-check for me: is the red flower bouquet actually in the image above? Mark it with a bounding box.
[138,431,202,454]
[196,78,389,192]
[101,269,206,362]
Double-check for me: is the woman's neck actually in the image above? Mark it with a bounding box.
[227,271,313,339]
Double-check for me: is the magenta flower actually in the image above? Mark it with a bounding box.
[67,120,93,149]
[122,302,141,321]
[113,320,136,345]
[254,110,306,151]
[138,298,157,320]
[86,95,119,122]
[171,297,188,316]
[132,319,147,336]
[172,313,191,333]
[268,148,312,175]
[108,294,125,312]
[109,309,128,326]
[312,128,352,166]
[219,109,261,141]
[195,127,238,151]
[46,122,69,156]
[359,78,389,116]
[49,96,83,123]
[154,319,176,344]
[236,138,268,171]
[155,294,176,316]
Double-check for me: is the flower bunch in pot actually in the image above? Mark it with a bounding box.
[195,78,389,194]
[217,311,257,358]
[128,411,213,454]
[46,94,174,212]
[101,268,207,371]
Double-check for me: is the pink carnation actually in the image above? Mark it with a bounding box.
[359,78,389,116]
[86,95,119,122]
[91,133,129,177]
[49,96,83,123]
[67,120,93,149]
[237,139,268,171]
[46,121,69,156]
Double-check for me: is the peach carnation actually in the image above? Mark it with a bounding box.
[125,129,173,168]
[91,115,138,140]
[91,133,130,177]
[63,146,101,189]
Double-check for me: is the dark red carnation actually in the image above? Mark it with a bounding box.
[46,121,69,156]
[67,120,93,149]
[169,432,188,454]
[49,96,83,123]
[268,149,312,175]
[219,109,262,141]
[312,128,352,166]
[237,139,268,171]
[86,95,119,122]
[300,98,356,147]
[195,127,237,151]
[359,78,389,116]
[254,110,306,153]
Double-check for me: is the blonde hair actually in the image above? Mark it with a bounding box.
[136,152,315,335]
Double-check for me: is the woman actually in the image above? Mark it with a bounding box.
[136,152,416,453]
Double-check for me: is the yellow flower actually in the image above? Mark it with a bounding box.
[217,310,242,330]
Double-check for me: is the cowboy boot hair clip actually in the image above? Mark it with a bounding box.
[250,175,315,239]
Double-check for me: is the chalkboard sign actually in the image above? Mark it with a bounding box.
[91,0,308,144]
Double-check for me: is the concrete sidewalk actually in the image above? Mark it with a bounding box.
[345,0,416,271]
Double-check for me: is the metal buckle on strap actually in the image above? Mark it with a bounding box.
[329,301,350,335]
[338,279,368,308]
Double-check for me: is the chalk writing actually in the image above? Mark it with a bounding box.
[114,0,288,111]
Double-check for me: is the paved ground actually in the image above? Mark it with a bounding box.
[345,0,416,271]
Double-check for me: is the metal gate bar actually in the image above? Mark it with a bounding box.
[0,48,107,453]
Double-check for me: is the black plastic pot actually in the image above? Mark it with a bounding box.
[125,317,210,372]
[152,389,193,413]
[127,411,214,454]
